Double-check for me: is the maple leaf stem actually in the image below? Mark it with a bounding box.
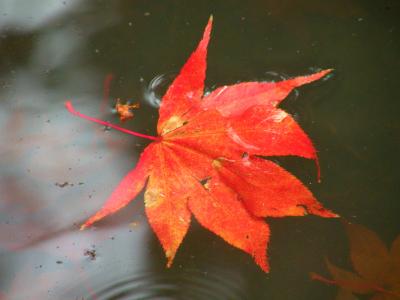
[310,272,337,285]
[65,101,159,141]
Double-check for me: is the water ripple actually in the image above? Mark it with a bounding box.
[143,73,176,108]
[90,267,245,300]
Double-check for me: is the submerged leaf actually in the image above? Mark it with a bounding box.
[345,222,391,284]
[326,259,373,294]
[312,222,400,298]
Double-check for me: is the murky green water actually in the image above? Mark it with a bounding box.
[1,1,399,299]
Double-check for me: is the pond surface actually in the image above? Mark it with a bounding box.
[0,1,399,299]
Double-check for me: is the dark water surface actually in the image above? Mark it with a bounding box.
[0,1,399,299]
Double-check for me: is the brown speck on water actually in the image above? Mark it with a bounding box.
[84,249,97,260]
[55,182,70,188]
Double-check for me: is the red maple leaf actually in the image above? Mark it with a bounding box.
[66,17,337,272]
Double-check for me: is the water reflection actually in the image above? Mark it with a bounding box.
[2,224,151,299]
[0,1,151,299]
[0,0,82,32]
